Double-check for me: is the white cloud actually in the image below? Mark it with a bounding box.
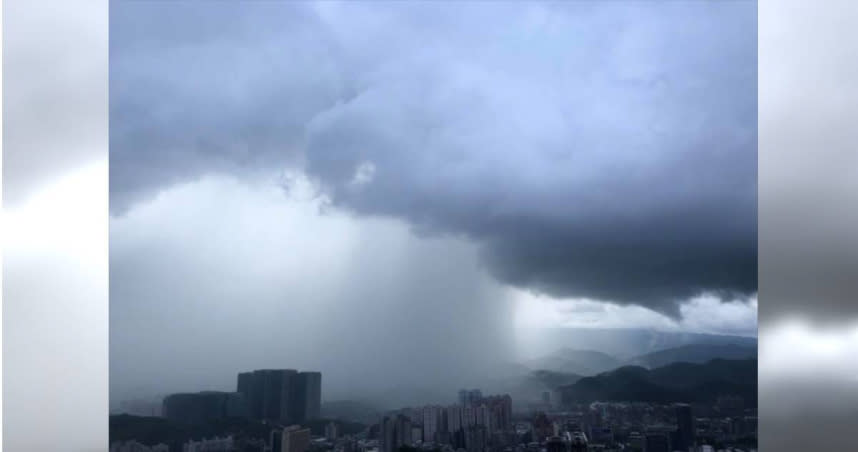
[678,293,758,336]
[512,288,757,336]
[348,161,376,188]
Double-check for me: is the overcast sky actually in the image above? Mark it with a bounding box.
[109,1,758,404]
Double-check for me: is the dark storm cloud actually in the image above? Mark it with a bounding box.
[109,1,349,211]
[111,1,757,315]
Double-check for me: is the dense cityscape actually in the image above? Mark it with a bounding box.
[110,361,757,452]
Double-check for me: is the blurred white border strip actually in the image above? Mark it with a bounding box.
[760,0,858,450]
[1,2,5,447]
[2,1,107,451]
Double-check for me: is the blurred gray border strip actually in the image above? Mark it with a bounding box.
[759,0,858,450]
[2,1,108,451]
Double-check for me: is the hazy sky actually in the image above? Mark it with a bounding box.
[109,1,758,404]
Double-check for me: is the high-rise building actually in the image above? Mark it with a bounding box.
[458,389,483,406]
[283,425,311,452]
[745,415,758,435]
[589,426,613,445]
[117,398,162,417]
[236,369,321,424]
[532,412,553,442]
[464,425,486,452]
[239,371,262,419]
[482,395,512,432]
[674,403,695,452]
[627,432,644,452]
[447,405,463,433]
[269,425,312,452]
[380,416,396,452]
[294,371,322,422]
[471,390,483,403]
[162,391,248,424]
[644,432,670,452]
[422,405,443,443]
[396,415,413,449]
[237,372,253,402]
[403,407,421,424]
[463,405,476,428]
[380,415,413,452]
[271,429,284,452]
[470,389,483,406]
[475,404,489,429]
[438,405,449,434]
[545,436,566,452]
[569,432,588,452]
[236,369,298,422]
[325,421,339,441]
[264,370,297,421]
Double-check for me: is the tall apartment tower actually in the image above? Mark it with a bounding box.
[674,403,695,452]
[236,369,298,423]
[162,391,248,424]
[458,389,483,407]
[283,425,311,452]
[271,429,283,452]
[447,405,463,433]
[422,405,441,443]
[380,415,413,452]
[237,369,322,424]
[458,390,468,407]
[294,371,322,422]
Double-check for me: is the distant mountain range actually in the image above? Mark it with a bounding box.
[527,370,583,389]
[514,338,757,407]
[526,348,621,376]
[625,343,757,369]
[517,328,757,360]
[559,358,757,406]
[521,331,757,376]
[485,369,583,408]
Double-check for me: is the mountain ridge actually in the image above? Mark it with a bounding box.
[625,343,757,369]
[559,358,757,406]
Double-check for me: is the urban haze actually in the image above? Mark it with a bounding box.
[109,2,758,452]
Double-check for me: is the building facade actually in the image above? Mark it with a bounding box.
[162,391,248,424]
[380,415,413,452]
[236,369,322,424]
[282,425,311,452]
[674,403,695,452]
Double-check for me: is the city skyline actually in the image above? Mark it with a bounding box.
[113,375,757,452]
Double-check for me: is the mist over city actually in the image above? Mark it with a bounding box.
[109,2,757,452]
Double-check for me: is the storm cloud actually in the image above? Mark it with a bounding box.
[110,2,757,316]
